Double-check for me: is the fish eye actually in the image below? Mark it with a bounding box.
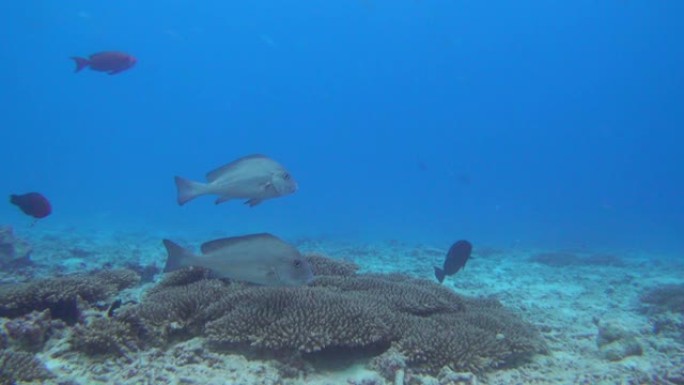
[293,259,302,268]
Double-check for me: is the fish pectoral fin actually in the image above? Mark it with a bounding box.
[244,198,263,207]
[215,196,232,205]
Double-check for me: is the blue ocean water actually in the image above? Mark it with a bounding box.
[1,0,682,254]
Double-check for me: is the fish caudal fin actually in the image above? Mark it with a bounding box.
[162,239,194,272]
[71,57,90,73]
[434,267,445,284]
[174,176,207,205]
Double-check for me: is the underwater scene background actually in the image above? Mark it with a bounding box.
[1,1,683,384]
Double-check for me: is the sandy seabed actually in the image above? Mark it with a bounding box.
[1,225,683,385]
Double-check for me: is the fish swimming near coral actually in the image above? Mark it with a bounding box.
[71,51,137,75]
[162,233,313,286]
[9,192,52,219]
[434,240,472,283]
[174,154,298,207]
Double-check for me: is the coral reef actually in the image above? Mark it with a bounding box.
[641,284,684,314]
[204,285,394,353]
[437,367,479,385]
[305,253,359,276]
[310,274,465,315]
[0,269,140,323]
[122,258,544,375]
[395,297,544,373]
[70,315,139,358]
[0,225,32,266]
[3,309,62,352]
[123,261,161,283]
[370,348,407,383]
[0,350,52,383]
[146,266,214,295]
[121,279,229,344]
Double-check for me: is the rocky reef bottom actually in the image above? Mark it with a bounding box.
[1,228,684,384]
[0,253,545,385]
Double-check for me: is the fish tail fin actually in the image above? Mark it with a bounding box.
[162,239,194,272]
[434,267,445,284]
[174,176,207,205]
[71,57,90,72]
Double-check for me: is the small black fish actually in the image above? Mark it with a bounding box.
[107,299,123,318]
[434,240,472,283]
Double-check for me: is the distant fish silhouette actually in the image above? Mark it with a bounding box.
[10,192,52,219]
[434,240,472,283]
[71,51,137,75]
[456,173,471,185]
[417,159,428,172]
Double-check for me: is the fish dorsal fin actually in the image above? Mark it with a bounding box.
[200,233,278,254]
[206,154,269,182]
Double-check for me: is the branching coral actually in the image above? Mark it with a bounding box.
[395,299,544,373]
[120,279,229,344]
[3,309,57,352]
[146,266,214,295]
[0,269,140,323]
[0,350,52,383]
[311,274,465,316]
[305,254,358,277]
[205,286,393,353]
[70,316,139,358]
[120,256,543,375]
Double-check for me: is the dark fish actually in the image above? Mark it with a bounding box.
[456,173,472,185]
[162,233,313,286]
[417,159,428,171]
[71,51,137,75]
[434,240,472,283]
[10,192,52,219]
[107,299,122,318]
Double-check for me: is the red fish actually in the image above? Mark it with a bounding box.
[10,193,52,219]
[71,51,137,75]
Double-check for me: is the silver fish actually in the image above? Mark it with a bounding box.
[174,154,298,206]
[162,233,314,286]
